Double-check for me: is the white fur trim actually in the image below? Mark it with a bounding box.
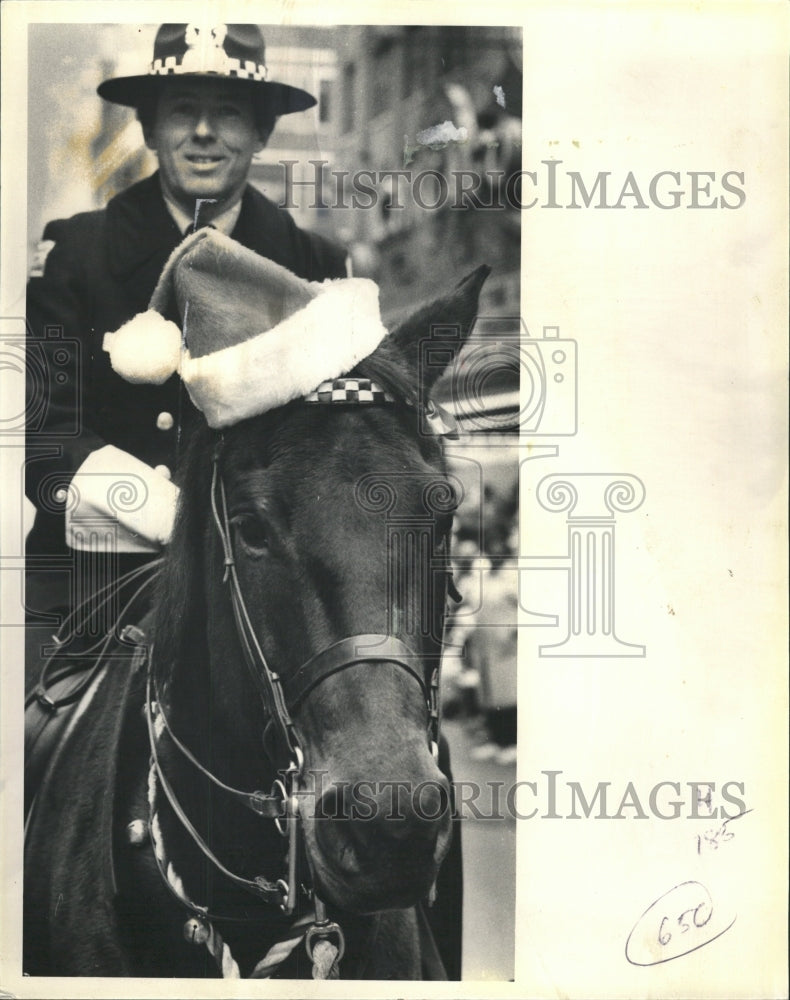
[103,311,182,385]
[180,278,388,428]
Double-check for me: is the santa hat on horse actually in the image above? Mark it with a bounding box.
[103,229,390,428]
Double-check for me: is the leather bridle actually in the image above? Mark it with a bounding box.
[146,387,458,932]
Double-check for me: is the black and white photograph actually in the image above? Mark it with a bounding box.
[0,1,787,997]
[9,11,521,985]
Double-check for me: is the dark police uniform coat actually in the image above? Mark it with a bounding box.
[25,171,347,557]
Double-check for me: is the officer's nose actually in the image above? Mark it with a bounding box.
[193,112,215,141]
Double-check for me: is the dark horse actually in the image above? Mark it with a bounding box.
[24,266,489,979]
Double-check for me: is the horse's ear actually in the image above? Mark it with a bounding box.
[382,264,491,393]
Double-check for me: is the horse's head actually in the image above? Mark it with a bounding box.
[156,265,488,916]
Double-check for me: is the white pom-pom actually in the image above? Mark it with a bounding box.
[103,311,181,384]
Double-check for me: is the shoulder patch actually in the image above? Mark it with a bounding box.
[29,239,56,278]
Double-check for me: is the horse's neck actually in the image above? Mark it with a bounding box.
[152,647,284,899]
[134,751,422,978]
[117,764,294,977]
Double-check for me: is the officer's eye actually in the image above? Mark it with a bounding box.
[170,101,196,116]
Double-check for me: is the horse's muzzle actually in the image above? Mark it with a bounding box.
[302,767,453,913]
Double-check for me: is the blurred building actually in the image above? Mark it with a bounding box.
[332,25,522,318]
[247,26,340,242]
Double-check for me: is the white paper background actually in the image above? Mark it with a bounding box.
[1,2,787,998]
[518,6,787,997]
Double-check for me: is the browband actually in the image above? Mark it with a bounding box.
[303,378,396,405]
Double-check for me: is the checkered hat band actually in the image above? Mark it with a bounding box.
[150,57,268,81]
[304,379,396,405]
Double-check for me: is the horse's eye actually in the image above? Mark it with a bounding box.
[232,514,269,555]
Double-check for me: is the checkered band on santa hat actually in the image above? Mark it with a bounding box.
[102,229,390,428]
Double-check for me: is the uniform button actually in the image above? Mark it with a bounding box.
[156,411,174,431]
[54,487,68,503]
[154,465,171,480]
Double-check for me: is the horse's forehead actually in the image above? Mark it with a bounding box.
[224,413,447,531]
[228,408,440,483]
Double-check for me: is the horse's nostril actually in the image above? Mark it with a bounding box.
[314,786,355,870]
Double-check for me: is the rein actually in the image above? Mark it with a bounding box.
[142,379,459,978]
[27,559,163,715]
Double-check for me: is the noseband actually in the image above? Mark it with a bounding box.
[144,381,457,975]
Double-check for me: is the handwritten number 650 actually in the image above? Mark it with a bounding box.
[658,902,712,946]
[627,881,734,966]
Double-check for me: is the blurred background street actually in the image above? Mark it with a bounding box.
[445,717,517,981]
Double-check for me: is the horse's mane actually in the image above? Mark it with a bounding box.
[152,424,216,674]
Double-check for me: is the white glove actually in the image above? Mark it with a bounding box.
[65,445,180,553]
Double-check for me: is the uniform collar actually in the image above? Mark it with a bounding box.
[161,191,243,237]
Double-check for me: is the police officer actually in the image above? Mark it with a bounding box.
[25,24,347,663]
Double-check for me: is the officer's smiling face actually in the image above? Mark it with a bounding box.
[145,79,266,217]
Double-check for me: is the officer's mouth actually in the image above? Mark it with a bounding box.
[184,154,226,169]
